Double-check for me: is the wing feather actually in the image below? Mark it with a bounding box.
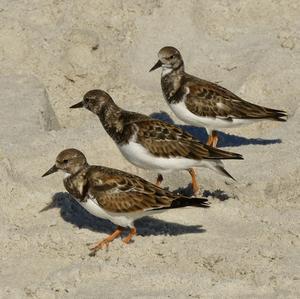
[184,76,286,120]
[135,119,242,160]
[87,167,176,213]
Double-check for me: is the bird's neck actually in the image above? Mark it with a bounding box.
[162,61,185,78]
[97,102,125,143]
[63,164,89,179]
[161,63,185,104]
[63,165,89,201]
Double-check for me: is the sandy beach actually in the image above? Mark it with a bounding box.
[0,1,299,298]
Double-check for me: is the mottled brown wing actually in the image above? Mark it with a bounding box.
[88,170,175,213]
[135,119,242,160]
[184,76,285,120]
[135,119,211,159]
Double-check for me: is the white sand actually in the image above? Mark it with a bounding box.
[0,1,299,298]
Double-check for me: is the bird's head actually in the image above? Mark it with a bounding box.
[42,148,88,177]
[70,89,113,115]
[150,46,183,73]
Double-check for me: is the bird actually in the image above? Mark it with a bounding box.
[70,89,243,195]
[149,46,288,147]
[42,148,209,255]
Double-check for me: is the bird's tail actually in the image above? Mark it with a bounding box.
[266,108,288,122]
[169,196,210,209]
[201,159,236,180]
[205,146,244,160]
[214,164,236,181]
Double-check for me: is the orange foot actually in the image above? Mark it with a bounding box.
[122,227,137,244]
[88,226,124,256]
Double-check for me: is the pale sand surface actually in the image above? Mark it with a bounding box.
[0,1,299,298]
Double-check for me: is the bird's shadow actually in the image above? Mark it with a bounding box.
[172,183,230,201]
[150,111,282,147]
[40,192,206,236]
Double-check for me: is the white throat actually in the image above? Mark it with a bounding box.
[64,172,72,179]
[161,66,173,77]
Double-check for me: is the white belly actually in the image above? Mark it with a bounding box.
[119,141,221,172]
[169,101,258,134]
[74,196,165,228]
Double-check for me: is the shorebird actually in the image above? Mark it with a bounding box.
[150,46,287,147]
[42,148,209,255]
[70,89,243,195]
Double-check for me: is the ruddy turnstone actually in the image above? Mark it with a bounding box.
[42,148,209,255]
[70,90,243,195]
[150,46,288,147]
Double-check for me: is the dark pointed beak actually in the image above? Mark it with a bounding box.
[69,101,84,109]
[42,165,58,177]
[149,60,162,72]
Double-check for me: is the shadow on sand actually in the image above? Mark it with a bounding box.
[150,111,282,148]
[172,183,230,201]
[40,192,207,237]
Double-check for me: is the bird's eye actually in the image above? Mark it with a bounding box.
[63,159,68,164]
[169,55,174,59]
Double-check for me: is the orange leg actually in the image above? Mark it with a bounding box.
[188,168,200,195]
[122,227,137,244]
[206,135,213,146]
[211,131,219,147]
[89,226,124,255]
[206,131,219,147]
[155,173,163,187]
